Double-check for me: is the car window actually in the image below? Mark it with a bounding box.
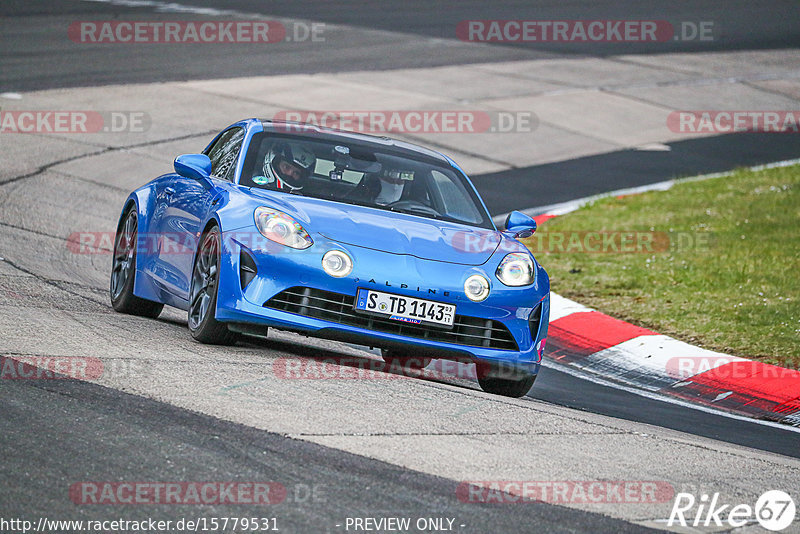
[206,127,244,181]
[240,133,493,229]
[429,170,483,224]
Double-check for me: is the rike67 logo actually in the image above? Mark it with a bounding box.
[668,490,796,531]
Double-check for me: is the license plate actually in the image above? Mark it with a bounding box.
[354,289,455,328]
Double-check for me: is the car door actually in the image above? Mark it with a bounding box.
[152,127,245,300]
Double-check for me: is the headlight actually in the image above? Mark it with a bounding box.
[496,252,535,286]
[322,250,353,278]
[464,274,490,302]
[254,207,313,249]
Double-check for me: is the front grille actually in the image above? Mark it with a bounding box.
[265,287,518,351]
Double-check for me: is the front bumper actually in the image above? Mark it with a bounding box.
[214,231,550,374]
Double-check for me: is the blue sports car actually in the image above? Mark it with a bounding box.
[110,119,550,397]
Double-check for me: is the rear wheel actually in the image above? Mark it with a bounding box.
[476,362,537,398]
[110,208,164,318]
[188,226,238,345]
[381,349,431,372]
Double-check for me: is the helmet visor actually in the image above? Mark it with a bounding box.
[271,155,311,188]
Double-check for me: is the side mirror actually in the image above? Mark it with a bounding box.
[504,210,537,239]
[174,154,212,182]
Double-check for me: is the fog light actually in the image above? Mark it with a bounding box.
[322,250,353,278]
[464,274,490,302]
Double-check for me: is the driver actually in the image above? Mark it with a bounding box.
[374,172,406,205]
[262,142,317,192]
[347,169,413,206]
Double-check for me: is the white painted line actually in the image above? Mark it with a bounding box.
[541,358,800,434]
[634,143,671,152]
[0,93,22,100]
[81,0,251,16]
[713,391,734,402]
[750,157,800,171]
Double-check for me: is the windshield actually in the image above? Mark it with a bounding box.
[239,133,493,229]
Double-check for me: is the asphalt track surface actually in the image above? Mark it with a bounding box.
[1,377,653,533]
[1,1,800,532]
[3,0,800,91]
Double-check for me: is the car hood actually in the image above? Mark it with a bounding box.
[248,190,500,265]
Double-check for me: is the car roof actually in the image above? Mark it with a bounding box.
[257,119,451,164]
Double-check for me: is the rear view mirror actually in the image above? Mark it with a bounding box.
[174,154,212,182]
[504,211,537,239]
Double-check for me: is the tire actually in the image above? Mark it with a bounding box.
[476,362,537,398]
[381,348,432,371]
[110,208,164,318]
[188,226,238,345]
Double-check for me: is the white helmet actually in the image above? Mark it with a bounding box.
[263,142,316,191]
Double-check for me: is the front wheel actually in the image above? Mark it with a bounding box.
[110,208,164,318]
[476,362,537,398]
[188,226,237,345]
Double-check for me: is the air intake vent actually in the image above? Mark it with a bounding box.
[528,302,542,339]
[239,249,258,289]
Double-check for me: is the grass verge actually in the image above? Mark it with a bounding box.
[523,163,800,367]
